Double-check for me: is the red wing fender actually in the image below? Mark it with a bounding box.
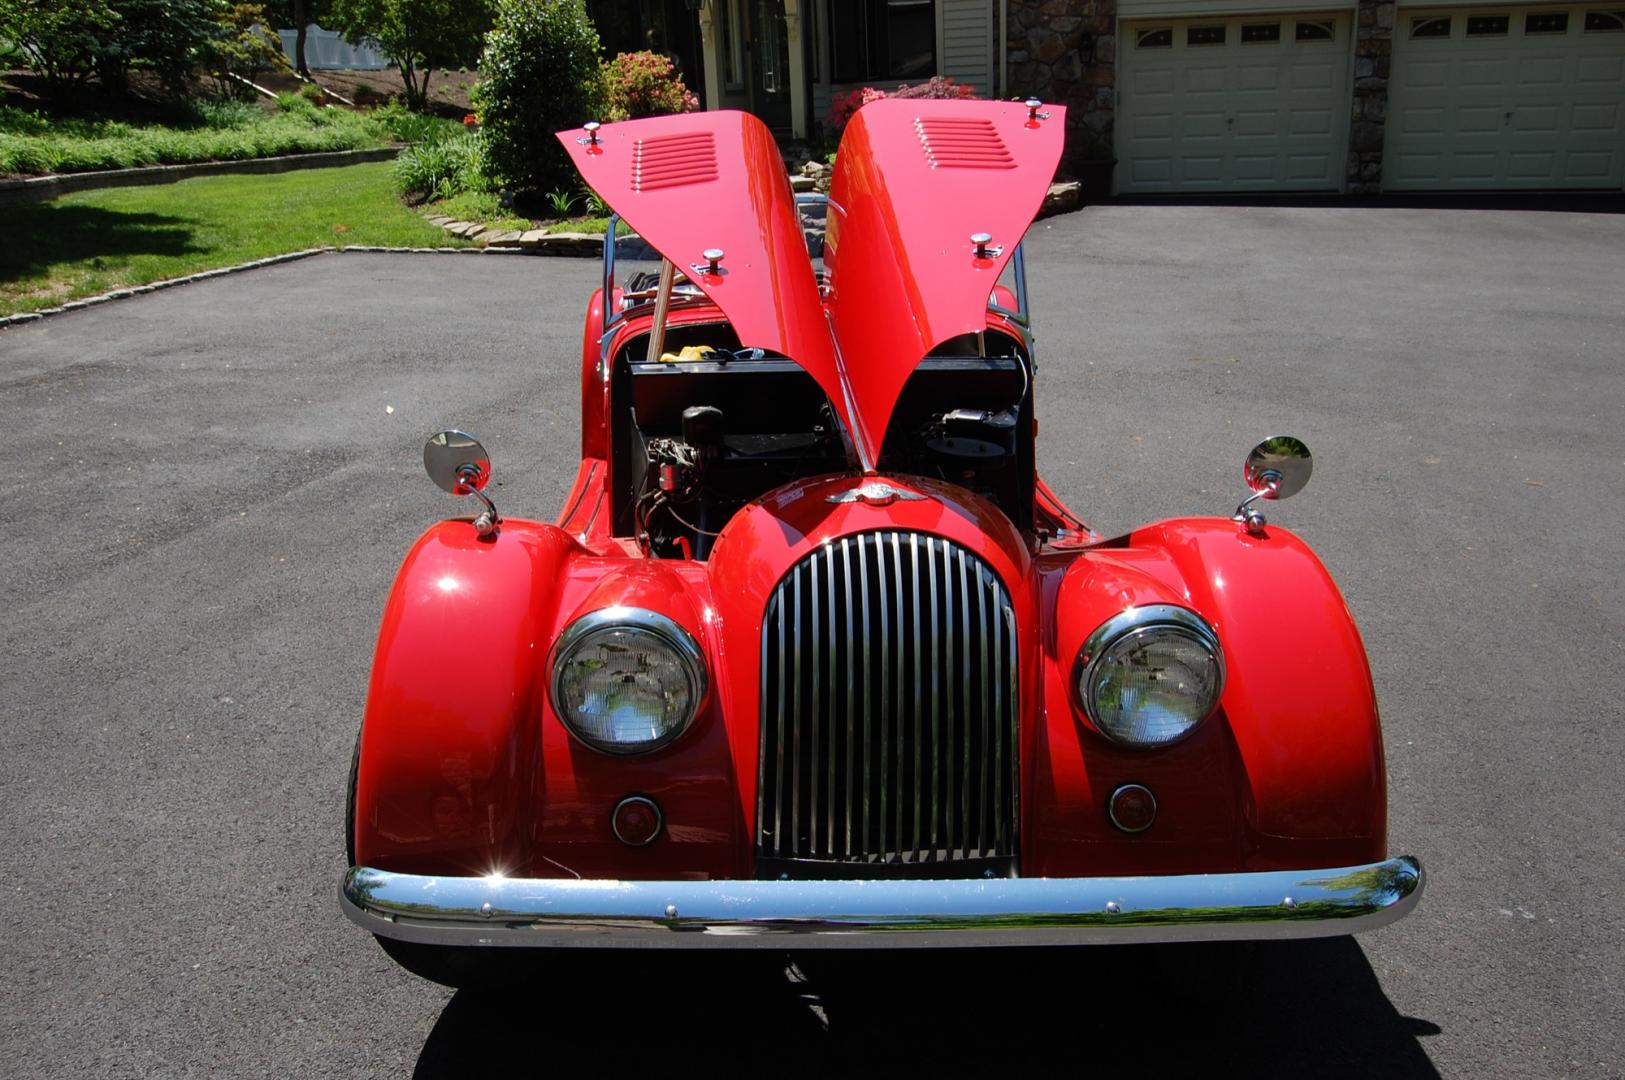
[1044,519,1386,871]
[1139,519,1387,847]
[353,520,579,873]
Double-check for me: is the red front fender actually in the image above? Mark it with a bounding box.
[352,520,579,874]
[1144,518,1386,846]
[1036,517,1386,874]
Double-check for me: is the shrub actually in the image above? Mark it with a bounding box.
[368,99,461,144]
[392,127,487,198]
[474,0,604,197]
[298,80,325,104]
[183,95,260,128]
[826,76,978,137]
[603,50,698,121]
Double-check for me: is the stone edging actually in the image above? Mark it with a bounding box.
[0,245,534,329]
[422,213,605,256]
[0,146,403,207]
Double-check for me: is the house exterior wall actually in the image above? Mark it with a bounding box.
[1007,0,1119,171]
[1349,0,1397,192]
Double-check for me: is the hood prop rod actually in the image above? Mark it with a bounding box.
[646,257,677,363]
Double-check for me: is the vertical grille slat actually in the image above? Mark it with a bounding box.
[759,529,1018,876]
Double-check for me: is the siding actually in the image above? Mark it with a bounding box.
[938,0,995,96]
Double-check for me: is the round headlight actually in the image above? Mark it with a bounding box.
[1076,605,1223,748]
[549,607,706,755]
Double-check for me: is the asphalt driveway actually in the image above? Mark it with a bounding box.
[2,202,1622,1077]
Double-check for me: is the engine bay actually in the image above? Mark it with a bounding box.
[610,321,1036,559]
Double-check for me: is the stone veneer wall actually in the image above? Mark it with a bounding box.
[1348,0,1397,192]
[1007,0,1118,171]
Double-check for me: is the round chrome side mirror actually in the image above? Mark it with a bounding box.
[425,430,491,494]
[424,430,499,536]
[1243,435,1312,501]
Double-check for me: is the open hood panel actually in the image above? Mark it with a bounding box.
[559,101,1065,468]
[824,99,1066,458]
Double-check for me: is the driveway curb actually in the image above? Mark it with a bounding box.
[0,245,536,329]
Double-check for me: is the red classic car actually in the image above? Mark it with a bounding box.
[341,100,1422,986]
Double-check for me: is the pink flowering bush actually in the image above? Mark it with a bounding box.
[604,50,700,121]
[826,76,978,136]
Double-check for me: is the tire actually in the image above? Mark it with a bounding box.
[344,727,359,867]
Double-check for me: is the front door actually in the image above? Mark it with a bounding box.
[749,0,793,132]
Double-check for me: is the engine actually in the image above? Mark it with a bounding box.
[611,323,1035,559]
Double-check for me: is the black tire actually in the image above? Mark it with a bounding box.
[344,728,359,867]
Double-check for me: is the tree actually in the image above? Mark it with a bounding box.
[261,0,333,76]
[0,0,119,92]
[327,0,491,110]
[474,0,604,196]
[0,0,231,97]
[97,0,232,94]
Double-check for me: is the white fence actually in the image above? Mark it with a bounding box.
[276,26,389,70]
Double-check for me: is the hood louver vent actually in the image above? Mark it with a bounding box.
[915,117,1016,170]
[631,131,719,191]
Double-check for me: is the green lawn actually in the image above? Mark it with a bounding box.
[1,162,465,316]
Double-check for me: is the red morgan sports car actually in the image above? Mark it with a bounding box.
[341,100,1423,985]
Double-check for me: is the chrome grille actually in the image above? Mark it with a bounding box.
[757,531,1019,874]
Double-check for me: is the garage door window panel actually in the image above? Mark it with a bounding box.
[1583,10,1625,31]
[1466,14,1511,36]
[1295,20,1336,41]
[1137,27,1174,48]
[1524,11,1569,34]
[1188,25,1227,46]
[1242,23,1282,43]
[1411,17,1452,39]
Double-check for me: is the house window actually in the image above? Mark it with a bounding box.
[1524,11,1569,33]
[721,1,745,90]
[830,0,937,82]
[1466,14,1510,35]
[1241,22,1281,42]
[1583,9,1625,30]
[1410,16,1451,38]
[1187,25,1226,45]
[1136,27,1173,48]
[1295,19,1336,40]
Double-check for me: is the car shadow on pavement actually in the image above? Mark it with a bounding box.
[414,937,1438,1078]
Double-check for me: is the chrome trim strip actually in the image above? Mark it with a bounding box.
[342,856,1424,949]
[841,537,855,860]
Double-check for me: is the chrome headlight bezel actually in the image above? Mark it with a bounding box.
[547,606,708,756]
[1072,604,1225,749]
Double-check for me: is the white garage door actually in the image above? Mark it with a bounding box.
[1386,6,1625,189]
[1117,14,1352,192]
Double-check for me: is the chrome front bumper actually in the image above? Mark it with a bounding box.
[340,856,1422,949]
